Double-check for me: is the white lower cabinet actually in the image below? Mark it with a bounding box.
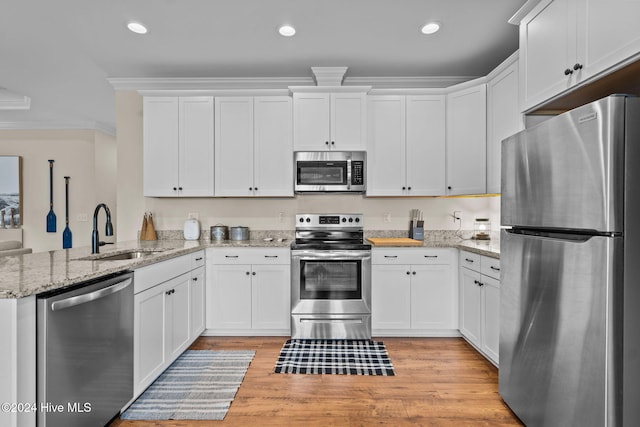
[205,248,290,335]
[459,251,500,365]
[133,250,205,397]
[372,248,458,336]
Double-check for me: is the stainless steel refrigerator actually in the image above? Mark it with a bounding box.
[500,95,640,427]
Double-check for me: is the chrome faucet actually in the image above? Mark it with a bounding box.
[91,203,114,254]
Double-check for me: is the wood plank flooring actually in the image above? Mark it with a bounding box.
[110,336,523,426]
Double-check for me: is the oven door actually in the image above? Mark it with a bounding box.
[291,249,371,315]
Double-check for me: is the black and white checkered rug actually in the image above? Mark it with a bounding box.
[274,339,395,375]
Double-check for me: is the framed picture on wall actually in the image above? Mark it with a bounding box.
[0,156,22,227]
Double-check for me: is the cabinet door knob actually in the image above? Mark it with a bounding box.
[412,271,416,275]
[331,141,335,145]
[193,277,198,282]
[564,68,573,75]
[246,271,250,275]
[178,187,183,191]
[173,187,177,191]
[252,272,256,276]
[447,186,452,190]
[402,186,406,190]
[325,141,329,145]
[407,186,412,190]
[249,187,253,191]
[254,187,258,191]
[573,63,583,71]
[406,271,411,275]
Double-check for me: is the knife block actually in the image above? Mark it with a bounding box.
[409,221,424,240]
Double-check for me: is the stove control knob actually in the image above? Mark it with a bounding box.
[306,218,311,223]
[348,217,353,223]
[342,217,347,223]
[355,217,360,223]
[299,218,304,223]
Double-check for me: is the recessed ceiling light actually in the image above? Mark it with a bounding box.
[127,22,148,35]
[421,22,440,35]
[278,25,296,37]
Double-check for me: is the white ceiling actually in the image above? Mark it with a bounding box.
[0,0,527,135]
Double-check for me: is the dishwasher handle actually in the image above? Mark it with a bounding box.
[51,278,133,312]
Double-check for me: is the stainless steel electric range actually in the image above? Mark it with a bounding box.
[290,213,372,339]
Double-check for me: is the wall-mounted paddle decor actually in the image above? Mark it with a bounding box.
[47,159,56,232]
[63,176,72,249]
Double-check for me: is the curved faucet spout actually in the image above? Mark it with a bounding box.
[91,203,113,254]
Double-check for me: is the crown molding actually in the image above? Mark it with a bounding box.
[109,75,480,91]
[0,90,31,110]
[344,75,476,88]
[0,121,115,136]
[108,77,314,91]
[508,0,540,25]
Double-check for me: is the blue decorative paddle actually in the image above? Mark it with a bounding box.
[46,160,56,232]
[62,176,72,249]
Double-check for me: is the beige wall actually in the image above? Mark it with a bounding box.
[0,130,116,253]
[116,91,500,241]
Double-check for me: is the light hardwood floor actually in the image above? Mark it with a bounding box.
[110,336,523,426]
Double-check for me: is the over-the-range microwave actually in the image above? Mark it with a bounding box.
[294,151,366,194]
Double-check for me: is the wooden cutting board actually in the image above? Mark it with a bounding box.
[367,237,423,247]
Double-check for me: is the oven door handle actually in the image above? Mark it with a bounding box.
[346,157,352,190]
[292,251,371,260]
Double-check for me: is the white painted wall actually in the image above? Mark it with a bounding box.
[0,130,117,253]
[116,91,500,241]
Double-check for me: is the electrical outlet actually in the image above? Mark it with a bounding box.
[188,212,199,220]
[452,211,461,223]
[383,213,391,223]
[76,213,88,222]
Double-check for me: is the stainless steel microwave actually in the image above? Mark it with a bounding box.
[294,151,366,193]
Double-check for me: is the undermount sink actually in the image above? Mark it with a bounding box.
[79,249,168,261]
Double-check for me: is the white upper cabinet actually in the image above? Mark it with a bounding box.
[487,55,523,194]
[520,0,640,111]
[143,96,214,197]
[292,89,368,150]
[215,97,254,196]
[253,97,294,197]
[446,83,487,196]
[215,96,293,197]
[367,94,445,196]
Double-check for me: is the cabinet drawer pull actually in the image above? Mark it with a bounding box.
[490,266,500,271]
[225,255,239,258]
[264,255,279,258]
[195,257,203,261]
[424,255,438,258]
[465,258,474,263]
[384,255,398,258]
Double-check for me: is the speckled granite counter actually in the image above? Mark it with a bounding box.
[1,228,498,299]
[0,238,292,299]
[365,230,500,259]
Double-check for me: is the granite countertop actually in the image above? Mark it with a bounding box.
[0,238,292,299]
[0,230,498,299]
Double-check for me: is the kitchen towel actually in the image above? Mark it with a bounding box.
[121,350,255,420]
[274,339,395,376]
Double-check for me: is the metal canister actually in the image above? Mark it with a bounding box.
[229,226,250,241]
[210,224,229,241]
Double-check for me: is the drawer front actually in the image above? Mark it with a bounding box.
[191,250,205,270]
[481,256,501,280]
[134,253,191,294]
[459,251,481,272]
[373,248,452,265]
[208,247,290,265]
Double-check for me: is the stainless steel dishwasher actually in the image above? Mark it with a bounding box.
[37,271,134,427]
